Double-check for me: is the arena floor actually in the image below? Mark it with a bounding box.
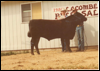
[1,46,99,70]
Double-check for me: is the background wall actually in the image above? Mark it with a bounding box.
[1,1,98,51]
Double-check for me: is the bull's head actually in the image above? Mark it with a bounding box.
[63,11,87,26]
[73,12,87,26]
[74,12,87,21]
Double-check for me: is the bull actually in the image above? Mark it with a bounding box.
[28,12,87,55]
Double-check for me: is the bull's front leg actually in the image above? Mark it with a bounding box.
[34,37,40,55]
[66,38,72,52]
[31,39,34,55]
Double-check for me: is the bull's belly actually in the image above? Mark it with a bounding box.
[40,32,75,40]
[42,37,60,41]
[40,33,63,41]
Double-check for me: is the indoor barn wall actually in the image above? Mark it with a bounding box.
[1,1,98,51]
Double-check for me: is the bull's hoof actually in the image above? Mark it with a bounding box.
[64,50,68,52]
[62,50,72,52]
[69,50,72,52]
[31,53,34,55]
[38,53,40,55]
[66,50,72,52]
[62,50,64,52]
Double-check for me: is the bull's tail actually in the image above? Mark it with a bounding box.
[28,31,31,37]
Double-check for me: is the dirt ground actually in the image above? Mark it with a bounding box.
[1,46,99,70]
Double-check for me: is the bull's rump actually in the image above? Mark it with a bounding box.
[29,19,74,40]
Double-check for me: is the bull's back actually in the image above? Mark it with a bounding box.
[29,19,62,27]
[29,19,64,39]
[29,19,63,32]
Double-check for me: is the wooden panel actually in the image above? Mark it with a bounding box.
[16,1,22,50]
[32,2,42,19]
[85,18,92,46]
[94,17,98,45]
[12,2,18,50]
[89,18,95,45]
[4,2,10,50]
[1,2,6,50]
[24,24,31,49]
[60,1,66,6]
[20,24,25,49]
[7,1,14,50]
[42,1,49,19]
[56,1,61,7]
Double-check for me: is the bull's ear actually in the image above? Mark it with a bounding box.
[85,18,87,21]
[83,17,87,21]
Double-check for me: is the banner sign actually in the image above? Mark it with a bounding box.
[52,3,98,19]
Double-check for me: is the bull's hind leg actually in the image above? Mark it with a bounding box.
[31,37,40,55]
[31,39,34,55]
[34,37,40,54]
